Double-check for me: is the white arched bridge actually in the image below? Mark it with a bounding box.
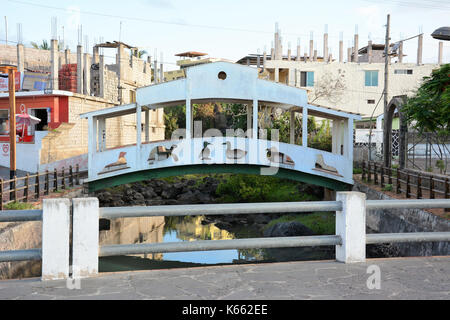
[81,62,361,192]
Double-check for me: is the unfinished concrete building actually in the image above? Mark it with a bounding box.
[237,24,446,118]
[0,39,165,172]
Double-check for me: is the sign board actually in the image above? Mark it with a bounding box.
[0,72,22,91]
[22,72,49,91]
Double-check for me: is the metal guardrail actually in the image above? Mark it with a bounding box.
[98,198,450,257]
[1,197,450,276]
[0,210,43,263]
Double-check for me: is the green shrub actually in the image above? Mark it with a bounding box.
[4,201,35,210]
[265,212,335,235]
[215,174,318,203]
[382,184,393,192]
[353,168,362,174]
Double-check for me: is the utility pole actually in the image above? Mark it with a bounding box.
[383,14,391,168]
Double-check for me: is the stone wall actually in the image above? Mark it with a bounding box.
[353,181,449,256]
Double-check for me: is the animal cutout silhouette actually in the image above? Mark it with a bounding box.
[223,141,247,160]
[148,145,178,164]
[200,142,212,160]
[314,154,341,176]
[99,151,130,174]
[266,147,295,166]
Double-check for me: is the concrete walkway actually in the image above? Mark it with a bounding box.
[0,256,449,300]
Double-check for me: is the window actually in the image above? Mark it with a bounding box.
[300,71,314,87]
[365,70,378,87]
[394,69,413,75]
[367,99,375,104]
[0,110,9,135]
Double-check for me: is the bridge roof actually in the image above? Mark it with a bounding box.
[81,62,360,120]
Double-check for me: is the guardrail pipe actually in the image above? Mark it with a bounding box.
[72,198,99,278]
[41,199,70,281]
[335,191,366,263]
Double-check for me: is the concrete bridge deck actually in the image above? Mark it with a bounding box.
[0,256,448,300]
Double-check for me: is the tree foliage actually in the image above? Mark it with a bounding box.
[402,63,450,173]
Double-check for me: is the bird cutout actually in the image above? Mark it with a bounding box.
[266,147,295,166]
[98,151,130,175]
[313,154,342,176]
[148,145,178,164]
[199,142,212,160]
[223,141,247,160]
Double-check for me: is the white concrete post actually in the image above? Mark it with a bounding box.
[144,109,150,142]
[252,99,258,140]
[72,198,99,278]
[41,199,70,280]
[50,39,59,90]
[246,104,252,138]
[290,110,295,144]
[136,103,142,150]
[77,45,84,94]
[335,192,366,263]
[302,107,308,147]
[185,99,191,139]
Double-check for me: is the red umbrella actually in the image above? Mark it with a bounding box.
[15,114,41,137]
[16,113,41,126]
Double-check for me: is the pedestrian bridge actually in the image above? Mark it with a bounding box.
[81,61,361,192]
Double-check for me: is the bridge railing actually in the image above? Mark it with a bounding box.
[1,193,450,281]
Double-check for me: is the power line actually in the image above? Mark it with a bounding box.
[362,0,450,11]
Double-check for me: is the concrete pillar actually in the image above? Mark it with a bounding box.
[287,48,291,61]
[136,103,142,150]
[438,41,443,65]
[271,47,275,60]
[246,104,252,137]
[398,41,403,63]
[64,48,70,65]
[335,192,366,263]
[354,34,359,63]
[417,33,423,65]
[77,45,84,94]
[304,52,308,63]
[144,109,150,142]
[347,47,352,62]
[97,117,106,151]
[99,55,105,99]
[263,50,267,71]
[160,62,164,82]
[302,107,308,147]
[368,40,373,64]
[16,43,24,75]
[309,39,314,62]
[72,198,99,278]
[41,199,70,280]
[328,53,333,62]
[93,46,99,64]
[186,99,192,138]
[117,44,126,102]
[290,110,295,144]
[83,53,90,95]
[87,116,97,177]
[323,33,328,63]
[296,43,301,61]
[252,99,258,140]
[313,50,317,62]
[274,29,279,60]
[153,57,158,84]
[339,40,343,63]
[50,39,59,90]
[274,67,279,83]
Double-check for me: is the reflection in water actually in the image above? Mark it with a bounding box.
[162,216,265,264]
[99,215,334,273]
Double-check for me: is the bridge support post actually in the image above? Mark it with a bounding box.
[335,191,366,263]
[72,198,99,278]
[41,199,71,280]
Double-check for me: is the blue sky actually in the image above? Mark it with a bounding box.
[1,0,449,69]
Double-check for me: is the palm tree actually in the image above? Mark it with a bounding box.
[138,50,147,58]
[30,40,50,50]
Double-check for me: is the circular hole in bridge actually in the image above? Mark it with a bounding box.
[218,71,227,80]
